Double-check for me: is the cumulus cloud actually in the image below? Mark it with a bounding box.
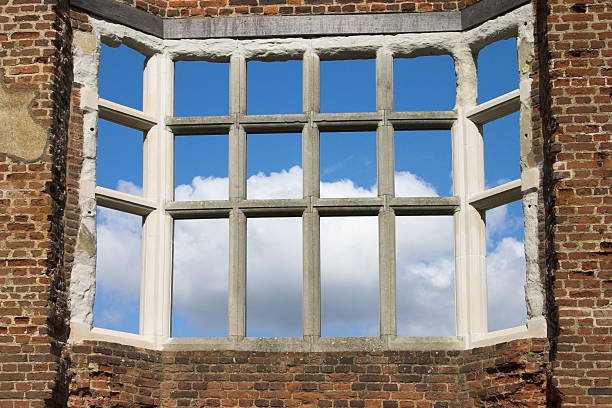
[94,187,142,332]
[94,169,527,337]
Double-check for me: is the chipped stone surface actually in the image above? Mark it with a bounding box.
[70,26,100,327]
[0,76,47,162]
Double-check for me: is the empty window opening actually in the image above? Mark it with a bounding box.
[394,55,456,111]
[321,59,376,113]
[396,216,455,336]
[247,133,302,199]
[175,60,229,117]
[97,119,143,195]
[175,134,228,201]
[395,130,453,197]
[94,208,142,334]
[483,111,520,189]
[477,39,519,104]
[247,60,302,115]
[320,132,377,198]
[321,217,379,337]
[485,200,527,332]
[172,219,229,338]
[99,43,144,110]
[246,217,302,338]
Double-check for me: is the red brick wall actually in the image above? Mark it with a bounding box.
[3,0,611,406]
[538,0,612,406]
[66,339,547,407]
[0,0,73,406]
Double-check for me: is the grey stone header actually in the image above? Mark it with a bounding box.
[71,0,529,39]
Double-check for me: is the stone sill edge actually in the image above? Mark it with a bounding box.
[69,317,546,352]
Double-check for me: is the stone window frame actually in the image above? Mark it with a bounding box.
[70,3,546,351]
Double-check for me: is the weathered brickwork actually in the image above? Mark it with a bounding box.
[65,339,547,407]
[0,0,73,406]
[539,0,612,406]
[1,0,610,406]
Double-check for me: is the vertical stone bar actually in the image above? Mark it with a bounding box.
[377,123,395,198]
[228,53,247,339]
[376,48,393,112]
[453,46,487,344]
[230,53,247,116]
[228,208,247,338]
[302,207,320,338]
[379,208,396,336]
[302,50,321,338]
[303,50,320,114]
[141,53,174,342]
[376,48,396,337]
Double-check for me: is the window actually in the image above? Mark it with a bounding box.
[72,5,543,350]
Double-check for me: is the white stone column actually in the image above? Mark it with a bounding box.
[141,53,174,342]
[302,50,321,338]
[228,53,247,339]
[453,46,487,344]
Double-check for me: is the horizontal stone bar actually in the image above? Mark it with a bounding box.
[99,98,157,131]
[242,114,308,133]
[167,116,233,135]
[466,89,520,124]
[165,13,462,40]
[388,111,457,130]
[390,196,460,216]
[71,0,530,40]
[96,186,157,216]
[166,200,233,219]
[469,179,522,211]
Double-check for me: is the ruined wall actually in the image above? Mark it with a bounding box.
[0,0,73,406]
[539,0,612,405]
[65,339,547,407]
[1,0,610,406]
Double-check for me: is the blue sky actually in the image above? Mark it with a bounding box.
[95,38,525,337]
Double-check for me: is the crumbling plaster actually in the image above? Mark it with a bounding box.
[69,3,546,350]
[0,76,48,163]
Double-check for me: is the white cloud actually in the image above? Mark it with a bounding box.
[487,237,527,331]
[94,169,527,338]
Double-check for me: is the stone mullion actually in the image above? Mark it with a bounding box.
[302,49,321,339]
[453,45,487,344]
[141,53,174,342]
[376,48,397,338]
[228,53,247,339]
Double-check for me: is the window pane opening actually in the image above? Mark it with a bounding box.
[99,43,144,110]
[247,60,302,115]
[247,133,302,199]
[175,60,229,117]
[394,55,456,111]
[175,134,228,201]
[396,216,455,336]
[172,219,229,338]
[477,38,519,104]
[247,217,302,337]
[485,200,527,332]
[94,207,142,334]
[321,216,378,337]
[97,119,143,196]
[320,131,377,198]
[321,59,376,113]
[483,111,520,189]
[395,130,453,197]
